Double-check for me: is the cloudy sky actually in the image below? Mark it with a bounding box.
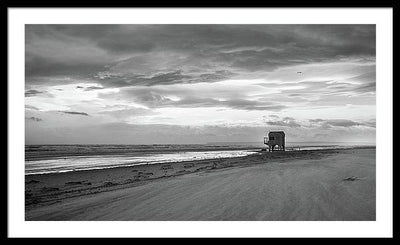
[25,25,376,144]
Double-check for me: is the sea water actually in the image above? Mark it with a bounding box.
[25,142,374,175]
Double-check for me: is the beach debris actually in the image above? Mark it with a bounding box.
[124,178,134,183]
[343,176,359,181]
[161,164,173,170]
[183,163,194,168]
[176,170,191,175]
[138,172,153,177]
[65,181,83,185]
[65,181,91,186]
[102,181,118,187]
[131,169,138,172]
[124,178,139,184]
[194,166,209,172]
[26,180,40,184]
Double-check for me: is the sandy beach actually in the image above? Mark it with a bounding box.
[25,147,375,221]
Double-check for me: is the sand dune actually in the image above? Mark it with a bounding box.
[25,147,375,221]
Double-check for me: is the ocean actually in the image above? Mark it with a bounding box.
[25,142,374,175]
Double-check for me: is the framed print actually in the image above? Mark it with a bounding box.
[7,7,394,238]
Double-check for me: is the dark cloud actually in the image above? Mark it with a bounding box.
[25,55,108,78]
[197,70,236,82]
[128,91,174,106]
[26,24,376,87]
[84,86,104,91]
[107,88,287,111]
[35,25,374,56]
[323,119,363,127]
[363,119,376,128]
[354,82,376,93]
[282,116,295,120]
[309,119,325,123]
[91,70,236,88]
[140,70,191,86]
[59,111,90,116]
[76,85,106,91]
[97,37,155,54]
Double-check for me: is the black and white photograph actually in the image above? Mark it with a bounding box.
[7,7,393,238]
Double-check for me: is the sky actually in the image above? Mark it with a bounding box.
[25,25,376,144]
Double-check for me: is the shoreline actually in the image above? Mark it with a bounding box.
[25,145,260,161]
[25,145,375,175]
[26,146,375,216]
[25,150,259,176]
[25,144,375,161]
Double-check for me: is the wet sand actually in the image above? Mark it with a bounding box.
[25,147,375,221]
